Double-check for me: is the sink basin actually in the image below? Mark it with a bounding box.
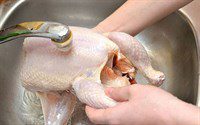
[0,0,199,124]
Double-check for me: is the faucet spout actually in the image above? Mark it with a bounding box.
[0,21,72,48]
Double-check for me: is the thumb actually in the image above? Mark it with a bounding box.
[105,86,131,102]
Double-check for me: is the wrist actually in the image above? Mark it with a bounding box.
[94,21,120,33]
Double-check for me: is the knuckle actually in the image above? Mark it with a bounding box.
[108,119,120,125]
[88,115,99,124]
[87,114,95,122]
[86,111,98,123]
[105,110,120,124]
[88,109,111,124]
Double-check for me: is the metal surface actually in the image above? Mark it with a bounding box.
[0,0,199,124]
[180,0,200,106]
[0,21,72,48]
[0,0,26,29]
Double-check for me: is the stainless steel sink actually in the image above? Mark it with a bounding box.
[0,0,199,124]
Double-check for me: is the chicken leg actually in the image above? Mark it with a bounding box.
[37,91,76,125]
[105,32,165,86]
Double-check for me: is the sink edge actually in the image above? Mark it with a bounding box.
[180,0,200,106]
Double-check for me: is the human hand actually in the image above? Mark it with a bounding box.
[93,0,193,35]
[85,84,199,125]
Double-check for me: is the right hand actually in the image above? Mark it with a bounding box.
[86,84,199,125]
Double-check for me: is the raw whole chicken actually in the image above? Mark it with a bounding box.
[20,26,165,125]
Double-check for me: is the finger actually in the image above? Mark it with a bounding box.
[105,86,131,102]
[102,32,110,37]
[85,105,111,124]
[92,26,104,33]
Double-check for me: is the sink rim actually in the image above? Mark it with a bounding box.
[180,1,200,106]
[177,10,200,106]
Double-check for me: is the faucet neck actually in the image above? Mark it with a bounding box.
[0,21,72,48]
